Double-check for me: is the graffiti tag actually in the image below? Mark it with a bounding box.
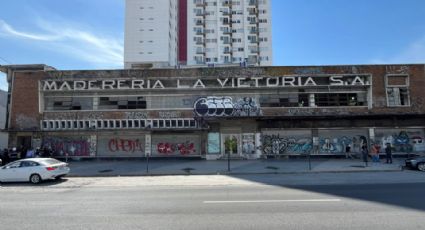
[108,138,144,153]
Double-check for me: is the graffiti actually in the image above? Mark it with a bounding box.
[233,98,262,116]
[158,111,181,119]
[194,96,233,117]
[194,96,261,117]
[377,130,425,153]
[385,65,409,74]
[157,141,196,155]
[42,137,91,156]
[262,135,312,155]
[108,138,143,153]
[319,135,367,154]
[242,134,256,154]
[125,111,148,119]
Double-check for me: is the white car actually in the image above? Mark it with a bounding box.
[0,158,70,184]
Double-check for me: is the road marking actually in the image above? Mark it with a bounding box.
[203,199,341,204]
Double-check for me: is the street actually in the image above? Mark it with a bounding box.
[1,171,425,230]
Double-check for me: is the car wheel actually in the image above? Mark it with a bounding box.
[417,163,425,172]
[30,174,42,184]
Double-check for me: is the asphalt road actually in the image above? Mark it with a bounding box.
[1,172,425,230]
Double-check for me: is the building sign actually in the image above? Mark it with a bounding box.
[41,75,370,91]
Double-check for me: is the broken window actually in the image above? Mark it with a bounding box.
[385,75,410,106]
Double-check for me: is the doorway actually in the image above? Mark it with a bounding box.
[222,134,240,157]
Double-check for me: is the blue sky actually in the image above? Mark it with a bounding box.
[1,0,425,90]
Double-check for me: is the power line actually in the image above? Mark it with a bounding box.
[0,56,12,64]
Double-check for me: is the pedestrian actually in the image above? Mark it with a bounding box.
[385,143,393,164]
[361,143,368,167]
[2,148,9,165]
[345,144,353,159]
[370,144,380,163]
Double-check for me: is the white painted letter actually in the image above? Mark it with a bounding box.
[330,76,344,85]
[282,77,295,86]
[131,80,144,89]
[237,77,250,88]
[217,78,229,87]
[193,79,205,88]
[152,80,165,89]
[266,77,279,87]
[102,80,116,89]
[43,81,58,91]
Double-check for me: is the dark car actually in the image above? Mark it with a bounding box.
[405,156,425,171]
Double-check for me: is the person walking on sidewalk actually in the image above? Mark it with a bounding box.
[385,143,393,164]
[361,143,369,167]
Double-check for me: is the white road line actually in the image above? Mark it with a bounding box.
[203,199,341,204]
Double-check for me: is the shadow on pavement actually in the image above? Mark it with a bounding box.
[0,178,69,187]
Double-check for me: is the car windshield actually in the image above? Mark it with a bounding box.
[39,159,63,165]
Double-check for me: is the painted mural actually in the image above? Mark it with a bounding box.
[318,130,368,154]
[262,130,312,156]
[42,136,94,157]
[194,96,262,117]
[97,136,145,157]
[242,133,256,154]
[375,129,425,153]
[151,135,201,156]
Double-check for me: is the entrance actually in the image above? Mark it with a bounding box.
[17,136,32,149]
[222,134,240,157]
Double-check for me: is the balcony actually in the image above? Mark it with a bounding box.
[249,28,258,34]
[223,49,232,54]
[196,48,205,54]
[248,0,257,6]
[195,20,205,26]
[195,39,204,45]
[194,0,205,7]
[248,9,258,15]
[223,30,232,34]
[249,48,259,54]
[222,1,231,7]
[195,30,204,35]
[222,40,231,44]
[249,19,258,24]
[222,11,230,16]
[196,11,205,16]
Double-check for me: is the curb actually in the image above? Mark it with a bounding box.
[66,168,403,177]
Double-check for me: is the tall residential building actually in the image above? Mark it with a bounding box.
[124,0,178,69]
[124,0,273,68]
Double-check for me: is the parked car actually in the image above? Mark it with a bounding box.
[405,156,425,171]
[0,158,70,184]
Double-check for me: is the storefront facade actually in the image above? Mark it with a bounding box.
[2,64,425,159]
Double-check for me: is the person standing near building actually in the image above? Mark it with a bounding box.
[385,143,393,164]
[370,144,380,163]
[345,144,353,159]
[361,143,369,167]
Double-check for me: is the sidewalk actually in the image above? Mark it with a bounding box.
[66,157,404,177]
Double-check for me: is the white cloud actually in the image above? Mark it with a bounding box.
[0,19,123,68]
[371,35,425,64]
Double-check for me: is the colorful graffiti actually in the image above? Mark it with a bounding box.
[376,130,425,153]
[319,135,367,154]
[157,141,196,155]
[262,135,312,155]
[42,136,92,156]
[108,138,144,153]
[194,96,261,117]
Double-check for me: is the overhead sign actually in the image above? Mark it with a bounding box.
[41,75,370,91]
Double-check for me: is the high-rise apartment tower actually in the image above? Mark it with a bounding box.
[124,0,272,68]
